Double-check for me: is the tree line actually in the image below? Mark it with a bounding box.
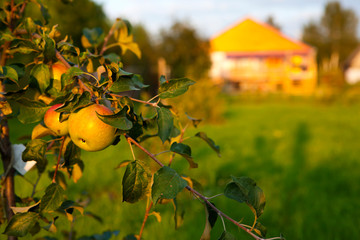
[20,0,359,88]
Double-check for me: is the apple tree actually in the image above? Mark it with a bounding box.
[0,1,284,239]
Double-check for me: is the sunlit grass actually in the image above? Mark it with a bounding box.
[4,97,360,239]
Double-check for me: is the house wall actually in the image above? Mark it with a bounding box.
[345,51,360,84]
[210,50,317,95]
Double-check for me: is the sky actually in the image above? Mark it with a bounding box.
[93,0,360,41]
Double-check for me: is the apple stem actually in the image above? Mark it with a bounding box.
[52,136,66,183]
[127,137,136,161]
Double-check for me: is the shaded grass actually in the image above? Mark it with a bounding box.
[3,98,360,239]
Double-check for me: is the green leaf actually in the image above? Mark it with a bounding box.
[39,2,50,24]
[57,42,80,56]
[206,202,218,228]
[159,78,195,99]
[218,231,237,240]
[109,74,148,92]
[17,99,49,124]
[104,53,121,63]
[64,141,81,167]
[157,107,174,143]
[82,27,105,48]
[3,212,39,237]
[0,66,18,85]
[195,132,221,157]
[152,166,187,204]
[0,33,15,41]
[40,183,65,213]
[30,64,51,93]
[200,202,218,240]
[97,106,133,130]
[123,234,138,240]
[122,160,151,203]
[186,113,202,128]
[170,142,198,168]
[8,46,39,55]
[78,230,120,240]
[253,221,267,237]
[10,201,40,214]
[44,36,56,62]
[23,17,36,33]
[22,139,48,173]
[56,92,92,113]
[61,67,85,87]
[224,176,266,218]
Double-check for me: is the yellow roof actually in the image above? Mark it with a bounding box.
[210,18,311,54]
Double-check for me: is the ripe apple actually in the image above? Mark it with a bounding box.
[44,104,69,136]
[68,104,116,152]
[51,62,67,91]
[51,62,67,80]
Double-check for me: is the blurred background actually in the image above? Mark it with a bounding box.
[6,0,360,239]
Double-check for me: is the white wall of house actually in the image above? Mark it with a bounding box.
[345,68,360,84]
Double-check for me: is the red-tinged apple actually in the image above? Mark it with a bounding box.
[51,62,67,91]
[44,104,68,136]
[51,62,67,80]
[68,104,116,152]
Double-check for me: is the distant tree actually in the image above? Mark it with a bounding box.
[158,21,211,79]
[302,1,358,64]
[265,15,281,31]
[22,0,109,47]
[122,24,160,95]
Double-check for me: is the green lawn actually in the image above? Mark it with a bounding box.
[3,97,360,240]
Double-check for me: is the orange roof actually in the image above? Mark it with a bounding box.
[210,18,312,54]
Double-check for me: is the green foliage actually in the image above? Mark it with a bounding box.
[302,1,359,64]
[3,212,40,237]
[46,0,109,47]
[156,107,174,143]
[195,132,221,157]
[218,231,237,240]
[224,176,266,218]
[170,142,198,168]
[152,166,187,204]
[158,77,195,99]
[22,139,48,173]
[0,1,274,239]
[0,66,18,85]
[40,183,65,213]
[30,63,51,93]
[16,99,50,124]
[122,160,151,203]
[97,106,133,130]
[158,21,211,79]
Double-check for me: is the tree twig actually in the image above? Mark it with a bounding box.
[100,18,121,55]
[52,136,66,183]
[125,134,274,240]
[138,201,153,240]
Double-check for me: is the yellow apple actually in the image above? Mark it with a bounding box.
[51,62,67,80]
[51,62,67,91]
[68,104,116,152]
[44,104,69,136]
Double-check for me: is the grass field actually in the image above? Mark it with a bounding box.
[3,96,360,240]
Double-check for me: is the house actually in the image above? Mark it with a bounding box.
[344,46,360,84]
[209,18,317,95]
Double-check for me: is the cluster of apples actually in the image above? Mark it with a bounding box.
[43,63,116,152]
